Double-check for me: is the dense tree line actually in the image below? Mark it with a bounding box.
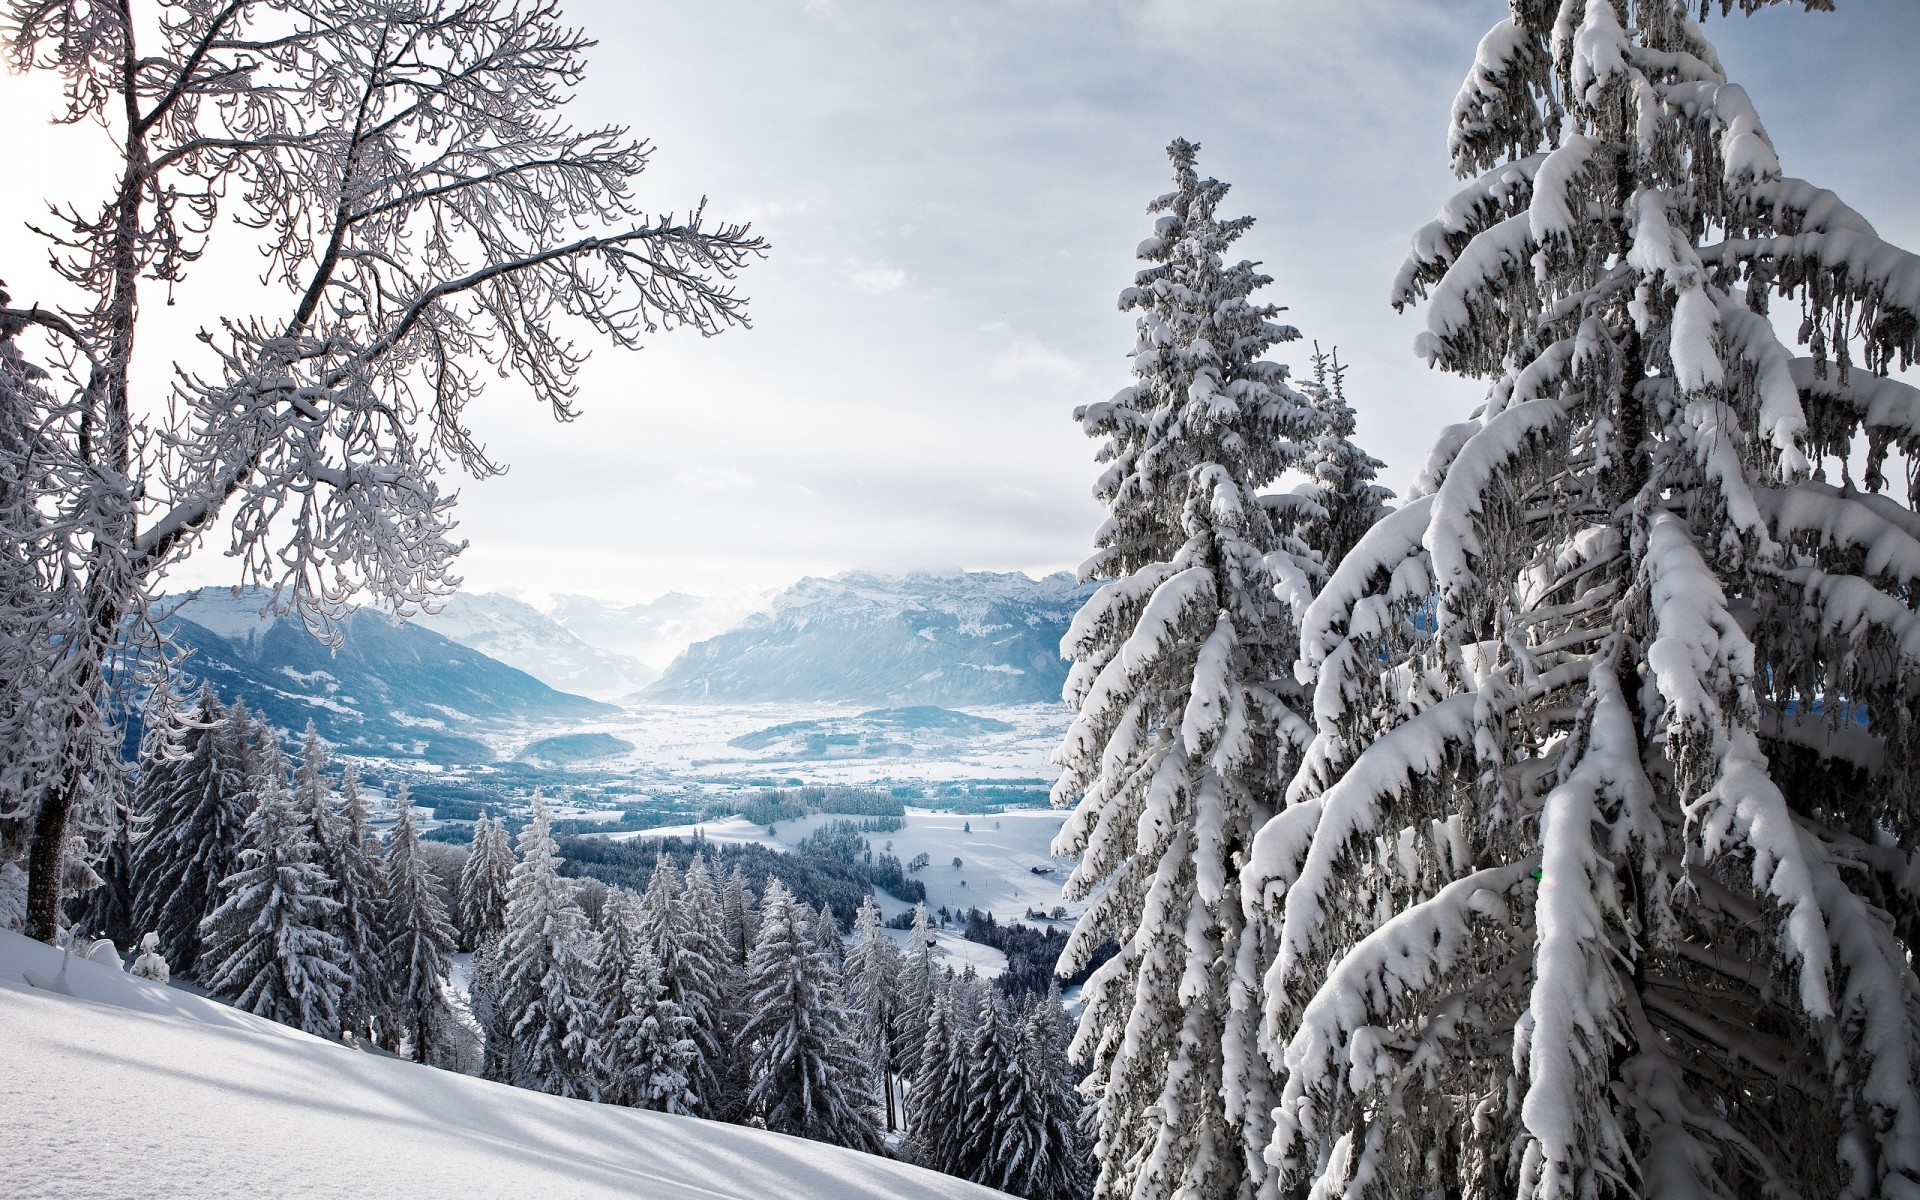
[61,702,1093,1195]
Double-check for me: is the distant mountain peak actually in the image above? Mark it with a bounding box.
[643,569,1094,706]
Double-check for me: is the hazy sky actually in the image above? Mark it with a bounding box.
[3,0,1916,602]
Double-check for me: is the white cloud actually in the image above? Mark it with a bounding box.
[988,335,1086,388]
[671,465,756,491]
[845,263,908,294]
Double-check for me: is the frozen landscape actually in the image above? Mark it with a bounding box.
[0,932,1002,1200]
[5,2,1918,1199]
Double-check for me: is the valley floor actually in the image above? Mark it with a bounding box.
[0,931,1005,1200]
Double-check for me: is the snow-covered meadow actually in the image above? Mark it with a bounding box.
[487,700,1072,791]
[0,931,1005,1200]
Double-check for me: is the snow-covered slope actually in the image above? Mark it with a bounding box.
[418,592,660,699]
[159,588,617,764]
[0,930,1003,1200]
[645,571,1096,705]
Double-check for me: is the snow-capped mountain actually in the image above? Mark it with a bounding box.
[159,588,616,763]
[644,571,1096,705]
[416,592,658,699]
[547,589,776,678]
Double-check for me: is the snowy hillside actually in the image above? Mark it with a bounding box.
[0,931,1005,1200]
[418,591,659,699]
[160,588,616,763]
[646,571,1096,705]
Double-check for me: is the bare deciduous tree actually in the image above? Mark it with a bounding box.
[1,0,766,943]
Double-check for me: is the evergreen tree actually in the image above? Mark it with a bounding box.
[638,851,733,1117]
[741,877,881,1151]
[1293,345,1393,573]
[999,985,1093,1200]
[320,759,385,1039]
[720,862,757,969]
[956,987,1018,1185]
[289,730,382,1038]
[594,887,699,1112]
[1051,138,1346,1200]
[845,894,906,1130]
[196,748,347,1035]
[892,899,938,1123]
[681,852,744,1116]
[489,798,598,1097]
[907,980,970,1174]
[379,787,457,1062]
[1249,6,1920,1198]
[456,814,514,952]
[129,687,253,976]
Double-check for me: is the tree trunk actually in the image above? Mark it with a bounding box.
[22,777,75,944]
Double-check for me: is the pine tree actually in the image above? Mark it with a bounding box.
[741,877,881,1151]
[128,687,253,976]
[998,985,1093,1200]
[720,862,757,969]
[196,746,347,1035]
[637,851,733,1117]
[892,899,938,1128]
[290,729,382,1037]
[456,814,514,952]
[907,979,971,1175]
[379,786,457,1062]
[681,852,744,1115]
[845,894,906,1130]
[593,887,699,1112]
[1293,345,1393,573]
[1248,6,1920,1198]
[957,987,1018,1185]
[1051,138,1343,1200]
[488,798,599,1097]
[318,759,385,1039]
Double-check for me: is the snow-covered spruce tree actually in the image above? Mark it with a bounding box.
[998,985,1094,1200]
[908,979,972,1175]
[591,887,697,1112]
[637,852,734,1117]
[741,878,882,1151]
[457,814,514,952]
[846,894,907,1130]
[892,901,938,1103]
[196,746,347,1035]
[490,799,599,1098]
[684,852,748,1115]
[379,787,457,1062]
[1293,346,1394,573]
[1245,6,1920,1198]
[316,759,384,1038]
[956,988,1019,1187]
[129,688,253,976]
[1051,138,1338,1200]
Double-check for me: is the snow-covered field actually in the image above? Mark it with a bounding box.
[0,931,1006,1199]
[489,701,1070,788]
[610,807,1080,927]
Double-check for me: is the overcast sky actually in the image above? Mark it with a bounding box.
[3,0,1917,603]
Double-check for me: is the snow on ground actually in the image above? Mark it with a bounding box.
[482,701,1070,788]
[608,807,1079,928]
[0,931,1006,1200]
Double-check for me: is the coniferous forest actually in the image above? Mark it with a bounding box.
[4,2,1919,1199]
